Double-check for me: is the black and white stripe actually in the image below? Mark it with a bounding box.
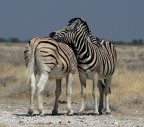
[50,18,117,115]
[24,36,77,115]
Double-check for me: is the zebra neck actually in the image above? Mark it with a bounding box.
[74,37,93,60]
[74,36,88,54]
[87,34,102,48]
[73,32,100,59]
[89,32,101,44]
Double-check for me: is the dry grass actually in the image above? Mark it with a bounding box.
[109,45,144,110]
[0,124,9,127]
[0,43,25,97]
[0,43,144,111]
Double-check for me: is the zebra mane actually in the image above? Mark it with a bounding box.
[69,17,91,34]
[69,17,84,24]
[69,17,101,44]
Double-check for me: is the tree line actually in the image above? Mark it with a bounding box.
[0,37,144,45]
[112,39,144,45]
[0,37,22,43]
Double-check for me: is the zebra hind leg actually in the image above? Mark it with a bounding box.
[104,77,112,115]
[92,74,99,115]
[78,75,86,114]
[37,72,49,115]
[52,79,62,115]
[66,73,74,116]
[28,72,36,115]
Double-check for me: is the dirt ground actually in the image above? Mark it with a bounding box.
[0,99,143,127]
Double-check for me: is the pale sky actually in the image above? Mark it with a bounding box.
[0,0,143,42]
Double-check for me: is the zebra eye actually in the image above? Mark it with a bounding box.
[66,27,70,31]
[66,26,73,32]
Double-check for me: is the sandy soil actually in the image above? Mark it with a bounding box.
[0,99,143,127]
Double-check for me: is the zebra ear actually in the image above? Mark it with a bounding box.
[80,17,85,22]
[80,17,83,20]
[74,20,79,31]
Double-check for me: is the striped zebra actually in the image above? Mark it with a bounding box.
[49,18,117,115]
[24,36,77,115]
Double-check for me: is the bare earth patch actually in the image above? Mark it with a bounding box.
[0,99,143,127]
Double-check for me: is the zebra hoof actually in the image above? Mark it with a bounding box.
[52,109,58,115]
[99,111,103,115]
[67,110,74,116]
[38,109,44,116]
[39,111,45,116]
[106,112,111,115]
[98,109,103,115]
[28,109,33,115]
[78,111,84,115]
[94,111,100,116]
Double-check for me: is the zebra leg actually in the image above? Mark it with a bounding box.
[97,80,104,115]
[104,77,111,115]
[92,74,99,115]
[78,75,86,114]
[37,72,49,115]
[52,79,62,115]
[28,72,36,115]
[66,73,74,115]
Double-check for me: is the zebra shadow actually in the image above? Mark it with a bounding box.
[14,112,102,117]
[13,113,66,117]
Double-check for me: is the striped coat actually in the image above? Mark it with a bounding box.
[49,17,117,115]
[24,37,77,115]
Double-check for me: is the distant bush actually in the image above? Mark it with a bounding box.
[130,39,144,45]
[0,37,23,43]
[112,39,144,45]
[9,37,20,43]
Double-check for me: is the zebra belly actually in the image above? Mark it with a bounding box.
[79,71,111,80]
[79,71,96,80]
[49,65,68,79]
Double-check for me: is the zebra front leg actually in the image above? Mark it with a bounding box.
[66,73,74,115]
[78,75,86,114]
[52,79,62,115]
[28,72,36,115]
[97,80,104,115]
[92,74,99,115]
[104,77,112,115]
[37,72,49,115]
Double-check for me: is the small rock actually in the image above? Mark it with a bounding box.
[48,122,53,125]
[8,106,11,109]
[19,120,24,125]
[59,121,62,124]
[114,122,119,125]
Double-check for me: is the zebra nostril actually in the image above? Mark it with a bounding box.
[49,32,56,38]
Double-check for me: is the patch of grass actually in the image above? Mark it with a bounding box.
[0,76,17,87]
[0,43,144,113]
[131,95,143,105]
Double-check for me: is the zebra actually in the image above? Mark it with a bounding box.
[49,18,117,115]
[24,36,77,115]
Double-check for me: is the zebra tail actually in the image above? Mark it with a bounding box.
[24,42,35,86]
[109,87,111,94]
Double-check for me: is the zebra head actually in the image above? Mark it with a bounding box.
[49,17,90,44]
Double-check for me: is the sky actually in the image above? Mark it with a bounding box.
[0,0,143,42]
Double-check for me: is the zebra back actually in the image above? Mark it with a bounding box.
[24,37,77,78]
